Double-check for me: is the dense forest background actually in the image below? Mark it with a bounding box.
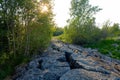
[0,0,120,79]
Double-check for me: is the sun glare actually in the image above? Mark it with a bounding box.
[36,0,48,13]
[37,0,40,2]
[41,5,48,13]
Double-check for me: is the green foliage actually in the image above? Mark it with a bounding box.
[53,27,63,36]
[0,51,31,79]
[0,0,54,79]
[29,22,52,53]
[63,18,102,44]
[101,21,120,39]
[84,39,120,59]
[63,0,102,44]
[61,0,120,60]
[109,23,120,37]
[62,0,120,46]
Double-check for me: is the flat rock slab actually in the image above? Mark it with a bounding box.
[60,69,119,80]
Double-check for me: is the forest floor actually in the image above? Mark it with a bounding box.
[6,39,120,80]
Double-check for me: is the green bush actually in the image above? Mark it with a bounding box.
[63,22,102,45]
[53,27,63,36]
[29,22,52,53]
[84,39,120,60]
[0,53,30,80]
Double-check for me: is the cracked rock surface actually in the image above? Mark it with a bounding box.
[13,40,120,80]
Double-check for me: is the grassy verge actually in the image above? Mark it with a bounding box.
[84,39,120,60]
[53,35,64,40]
[0,53,31,80]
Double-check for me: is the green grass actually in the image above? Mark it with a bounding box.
[84,39,120,60]
[0,53,31,80]
[54,35,120,60]
[53,35,64,41]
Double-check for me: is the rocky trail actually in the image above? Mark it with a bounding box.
[12,40,120,80]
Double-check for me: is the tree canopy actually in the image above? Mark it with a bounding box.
[63,0,101,44]
[0,0,54,79]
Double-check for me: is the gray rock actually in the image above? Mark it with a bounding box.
[43,72,59,80]
[41,60,69,69]
[41,55,69,70]
[25,68,42,75]
[60,69,93,80]
[60,69,118,80]
[43,67,70,80]
[115,77,120,80]
[16,69,43,80]
[48,66,70,76]
[60,46,73,52]
[57,57,67,62]
[28,60,39,69]
[14,40,120,80]
[17,74,43,80]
